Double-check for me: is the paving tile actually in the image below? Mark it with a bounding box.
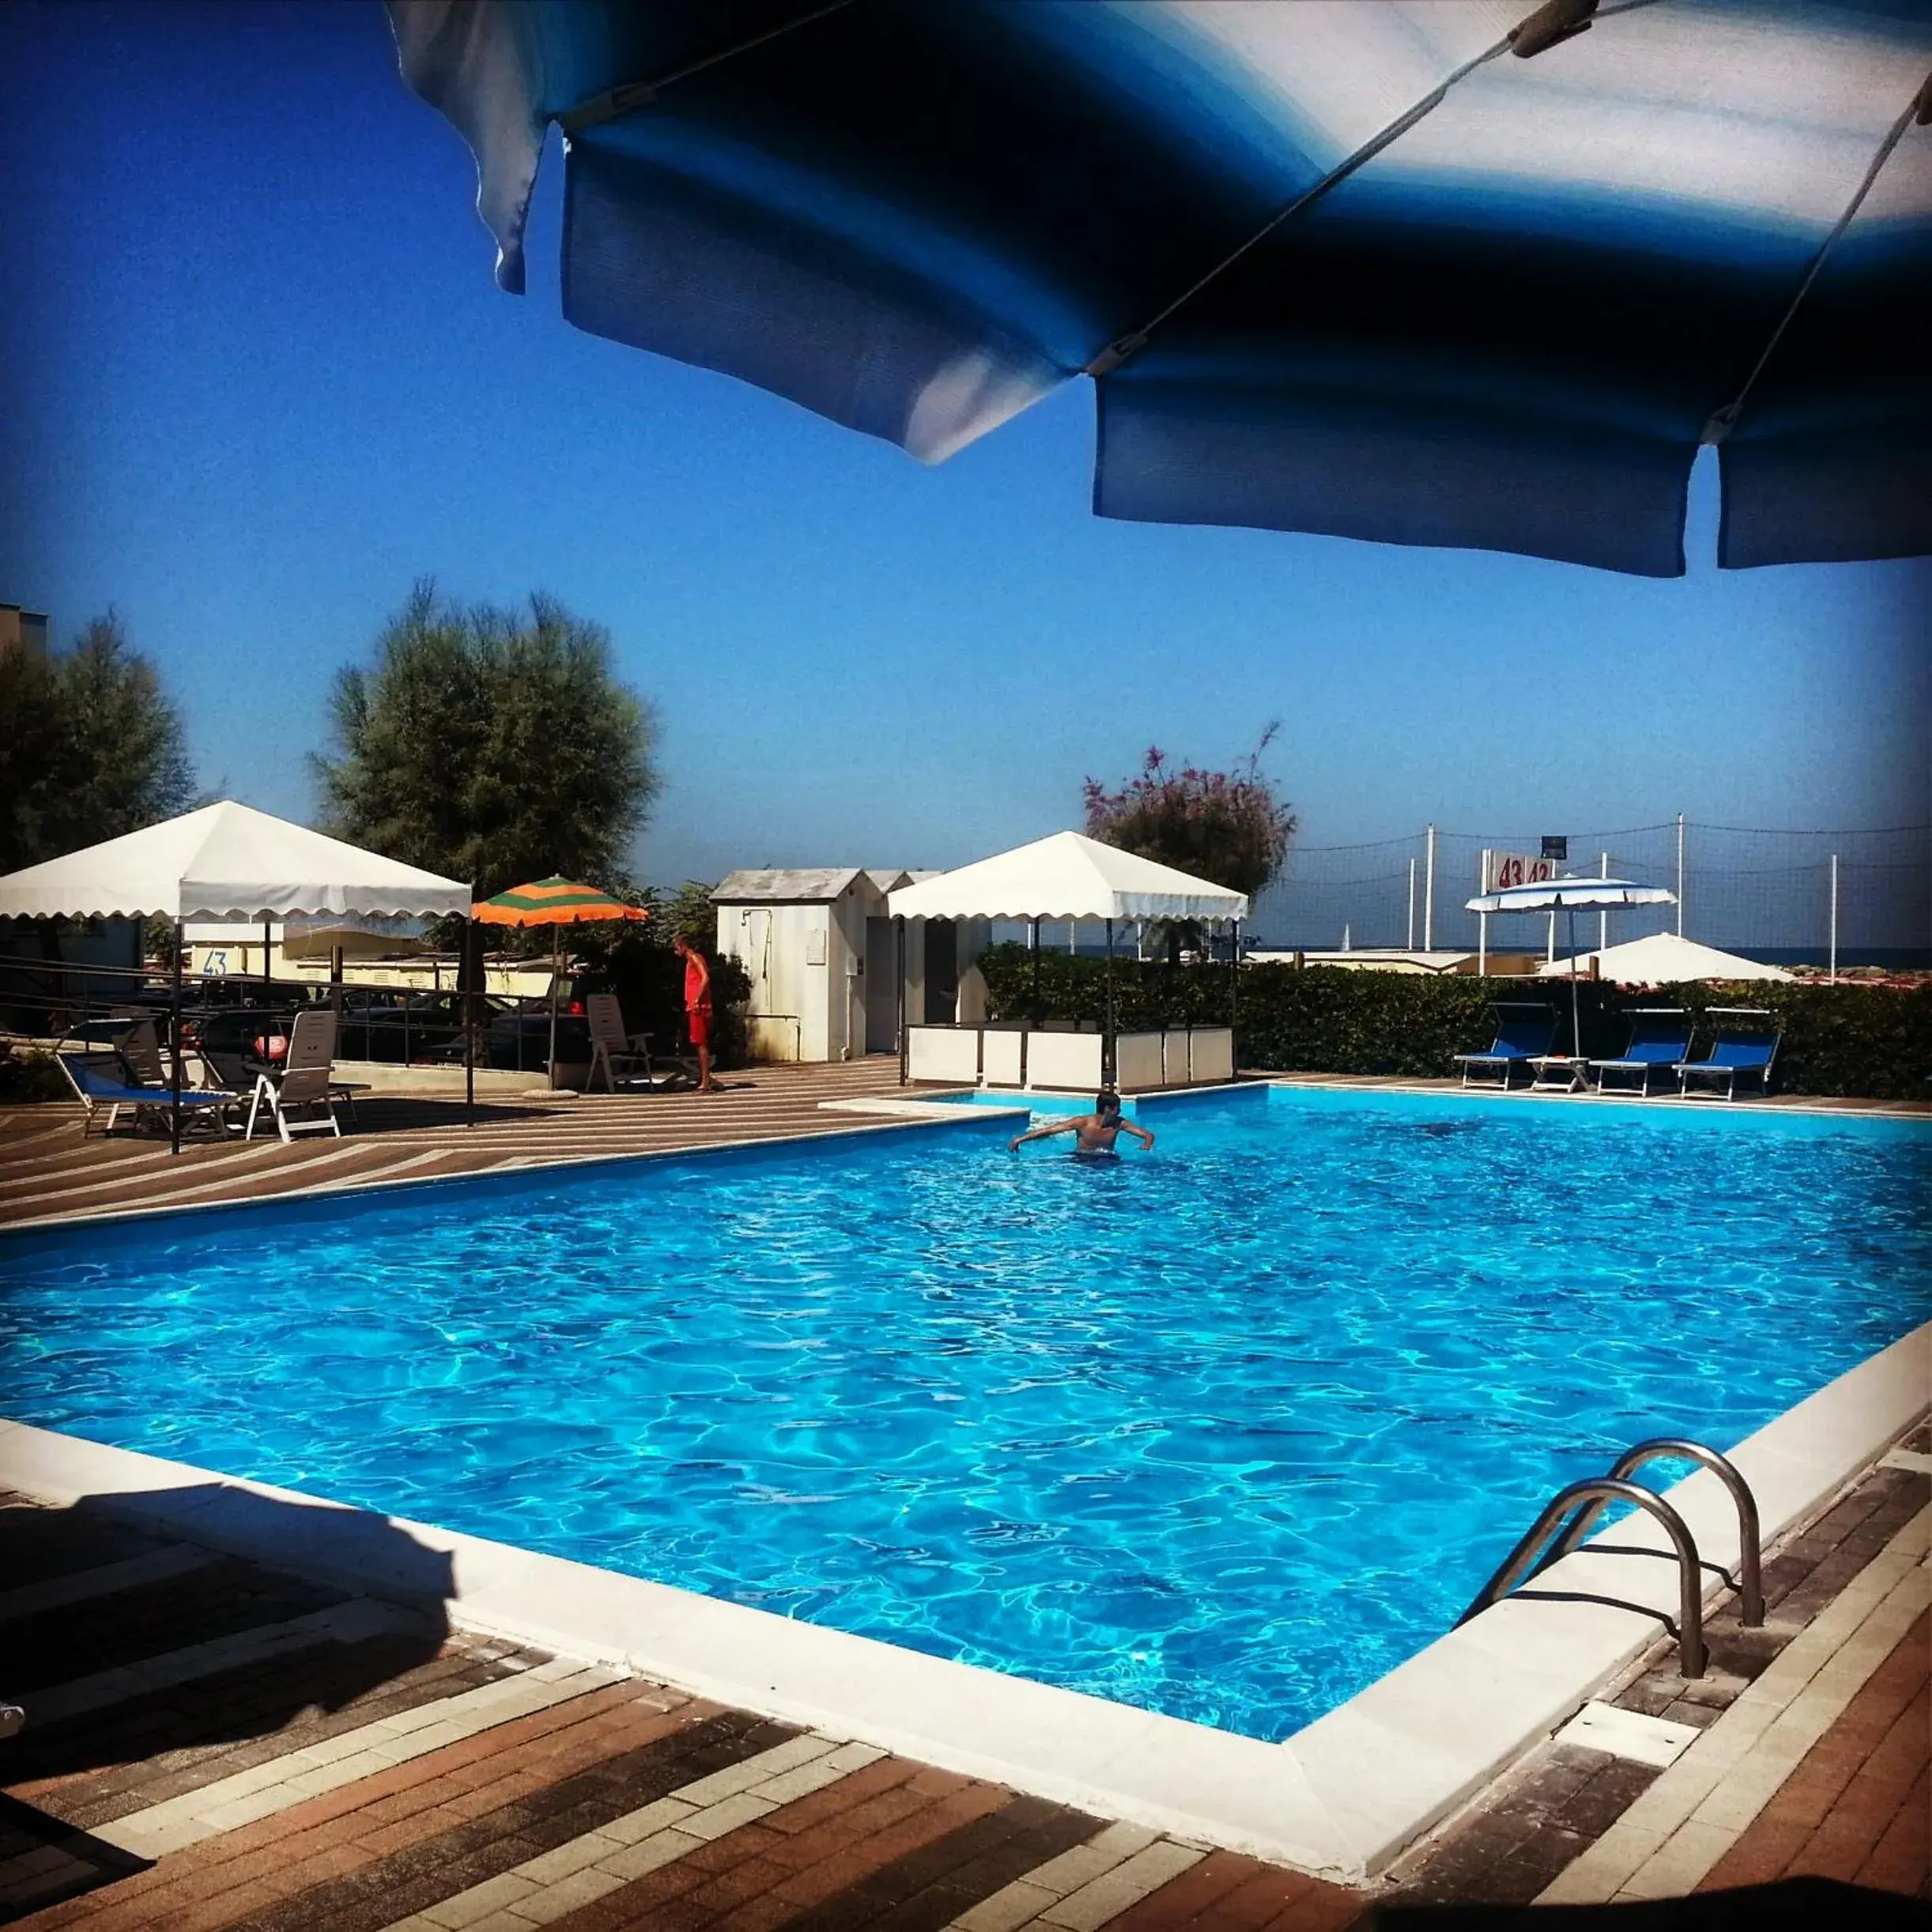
[947,1877,1061,1931]
[1037,1839,1205,1930]
[1019,1822,1162,1900]
[1614,1817,1737,1900]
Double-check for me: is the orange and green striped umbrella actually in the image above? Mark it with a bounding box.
[472,878,648,926]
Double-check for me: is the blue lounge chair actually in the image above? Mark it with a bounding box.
[1591,1008,1694,1097]
[1454,1004,1558,1089]
[56,1052,236,1139]
[1676,1009,1781,1101]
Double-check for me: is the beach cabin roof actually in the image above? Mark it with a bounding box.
[888,832,1247,924]
[711,869,870,905]
[0,801,471,923]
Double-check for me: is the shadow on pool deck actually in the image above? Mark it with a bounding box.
[2,1476,451,1793]
[1366,1873,1928,1927]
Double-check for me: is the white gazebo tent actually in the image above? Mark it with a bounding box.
[1537,930,1794,985]
[0,802,472,1150]
[887,832,1249,1087]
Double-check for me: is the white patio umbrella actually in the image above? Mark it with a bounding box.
[1537,930,1793,985]
[1465,875,1677,1055]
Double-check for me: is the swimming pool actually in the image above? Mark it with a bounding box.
[2,1086,1925,1741]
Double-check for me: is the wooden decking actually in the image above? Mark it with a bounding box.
[0,1060,917,1232]
[4,1066,1922,1235]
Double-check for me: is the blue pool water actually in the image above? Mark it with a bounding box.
[2,1087,1926,1741]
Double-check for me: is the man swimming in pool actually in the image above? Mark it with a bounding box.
[1008,1089,1155,1157]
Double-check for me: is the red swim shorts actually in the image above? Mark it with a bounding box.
[686,1006,712,1048]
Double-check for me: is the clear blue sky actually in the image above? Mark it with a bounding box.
[4,0,1926,888]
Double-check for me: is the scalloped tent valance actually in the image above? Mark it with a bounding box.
[888,832,1247,925]
[0,801,472,923]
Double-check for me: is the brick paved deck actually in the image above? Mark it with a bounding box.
[0,1059,916,1231]
[3,1434,1924,1929]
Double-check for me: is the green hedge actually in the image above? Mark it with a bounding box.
[0,1048,69,1104]
[976,945,1932,1100]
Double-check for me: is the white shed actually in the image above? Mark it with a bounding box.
[712,868,988,1062]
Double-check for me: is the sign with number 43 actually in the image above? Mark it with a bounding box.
[1481,851,1557,892]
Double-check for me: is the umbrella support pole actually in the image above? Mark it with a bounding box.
[1230,918,1240,1070]
[895,916,907,1085]
[462,915,475,1128]
[1104,918,1115,1089]
[548,931,560,1090]
[170,918,183,1156]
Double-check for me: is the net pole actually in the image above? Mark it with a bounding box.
[1829,854,1839,984]
[1677,814,1686,936]
[1599,851,1609,953]
[1424,824,1436,951]
[1478,849,1489,975]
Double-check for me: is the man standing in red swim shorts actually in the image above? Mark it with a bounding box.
[673,934,718,1092]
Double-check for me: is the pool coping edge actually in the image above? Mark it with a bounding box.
[1,1321,1923,1881]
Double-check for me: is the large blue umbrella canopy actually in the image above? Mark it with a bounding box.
[387,0,1932,577]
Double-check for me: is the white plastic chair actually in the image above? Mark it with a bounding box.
[586,994,661,1092]
[246,1009,346,1141]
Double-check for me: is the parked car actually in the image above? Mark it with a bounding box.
[336,991,496,1065]
[487,994,594,1071]
[178,999,320,1090]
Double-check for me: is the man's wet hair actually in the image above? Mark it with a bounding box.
[1095,1088,1122,1113]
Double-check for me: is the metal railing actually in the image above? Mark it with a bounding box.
[1456,1440,1763,1680]
[1541,1438,1764,1627]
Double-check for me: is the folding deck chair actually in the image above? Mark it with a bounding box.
[245,1009,353,1141]
[1677,1009,1782,1101]
[1454,1004,1558,1089]
[1591,1008,1695,1097]
[57,1052,235,1139]
[585,994,666,1092]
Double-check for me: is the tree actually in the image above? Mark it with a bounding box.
[0,613,195,874]
[312,582,660,897]
[1084,726,1296,955]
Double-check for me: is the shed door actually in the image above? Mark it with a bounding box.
[924,919,958,1024]
[864,917,898,1053]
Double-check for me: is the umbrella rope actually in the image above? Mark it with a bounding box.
[1084,0,1623,378]
[560,0,858,135]
[1704,70,1932,445]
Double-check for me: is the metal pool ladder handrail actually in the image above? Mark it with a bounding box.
[1454,1440,1764,1681]
[1542,1439,1764,1628]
